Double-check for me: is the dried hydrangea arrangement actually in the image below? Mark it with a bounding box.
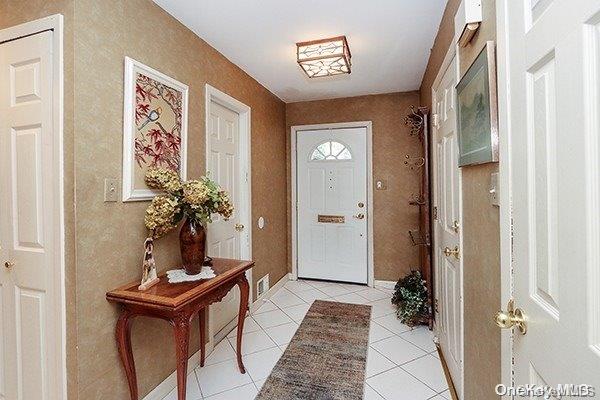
[143,167,234,239]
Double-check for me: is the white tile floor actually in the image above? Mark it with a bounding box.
[162,279,449,400]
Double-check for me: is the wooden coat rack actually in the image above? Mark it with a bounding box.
[404,106,433,328]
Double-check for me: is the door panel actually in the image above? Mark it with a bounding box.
[506,0,600,388]
[432,54,463,398]
[297,128,368,284]
[207,101,241,336]
[1,31,58,400]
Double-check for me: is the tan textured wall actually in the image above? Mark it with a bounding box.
[72,0,287,398]
[285,93,422,281]
[419,0,501,398]
[419,0,461,108]
[0,1,78,398]
[458,2,501,398]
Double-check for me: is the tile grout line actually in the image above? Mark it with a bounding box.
[398,355,450,395]
[366,381,389,400]
[178,280,445,400]
[191,368,204,400]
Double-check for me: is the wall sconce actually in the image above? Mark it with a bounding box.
[296,36,352,78]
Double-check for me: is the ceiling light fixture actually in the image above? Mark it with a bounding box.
[296,35,351,78]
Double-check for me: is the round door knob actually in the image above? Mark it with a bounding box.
[494,299,527,335]
[4,261,15,269]
[234,223,244,232]
[353,213,365,220]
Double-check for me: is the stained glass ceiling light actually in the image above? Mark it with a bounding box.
[296,36,351,78]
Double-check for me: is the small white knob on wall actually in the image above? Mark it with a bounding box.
[257,216,265,229]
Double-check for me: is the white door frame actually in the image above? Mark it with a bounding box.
[430,38,465,395]
[0,14,66,398]
[204,84,252,350]
[290,121,374,287]
[496,0,515,393]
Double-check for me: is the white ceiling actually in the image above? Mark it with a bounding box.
[153,0,447,103]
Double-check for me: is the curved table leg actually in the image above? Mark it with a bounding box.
[173,315,191,400]
[235,274,250,373]
[116,309,138,400]
[199,308,206,367]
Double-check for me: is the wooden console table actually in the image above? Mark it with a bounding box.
[106,258,254,400]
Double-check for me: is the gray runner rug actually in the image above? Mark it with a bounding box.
[256,300,372,400]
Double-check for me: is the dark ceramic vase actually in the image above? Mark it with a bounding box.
[179,218,206,275]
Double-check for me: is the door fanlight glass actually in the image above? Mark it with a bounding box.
[310,141,352,161]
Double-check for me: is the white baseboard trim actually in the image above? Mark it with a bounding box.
[142,272,290,400]
[374,280,396,290]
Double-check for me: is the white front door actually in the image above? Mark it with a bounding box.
[505,0,600,390]
[0,31,62,399]
[296,128,368,284]
[432,54,463,397]
[207,100,244,335]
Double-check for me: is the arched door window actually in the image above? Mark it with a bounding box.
[310,141,352,161]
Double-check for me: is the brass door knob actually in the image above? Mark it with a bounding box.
[4,261,15,269]
[353,213,365,220]
[234,223,244,232]
[443,246,460,259]
[495,299,527,335]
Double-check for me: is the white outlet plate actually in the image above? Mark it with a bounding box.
[104,178,119,202]
[375,180,387,190]
[489,172,499,207]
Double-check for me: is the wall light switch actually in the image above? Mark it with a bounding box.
[489,172,499,207]
[375,180,387,190]
[104,178,119,202]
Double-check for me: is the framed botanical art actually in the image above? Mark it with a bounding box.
[456,41,499,167]
[122,57,188,201]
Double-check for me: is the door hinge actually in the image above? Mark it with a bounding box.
[434,298,440,314]
[433,206,438,220]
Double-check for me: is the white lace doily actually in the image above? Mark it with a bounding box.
[166,267,216,283]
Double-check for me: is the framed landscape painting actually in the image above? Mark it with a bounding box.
[456,41,499,167]
[122,57,188,201]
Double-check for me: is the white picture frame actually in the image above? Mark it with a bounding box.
[122,57,188,201]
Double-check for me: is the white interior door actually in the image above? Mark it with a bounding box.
[296,127,368,284]
[207,100,244,336]
[0,31,62,399]
[506,0,600,390]
[432,54,463,398]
